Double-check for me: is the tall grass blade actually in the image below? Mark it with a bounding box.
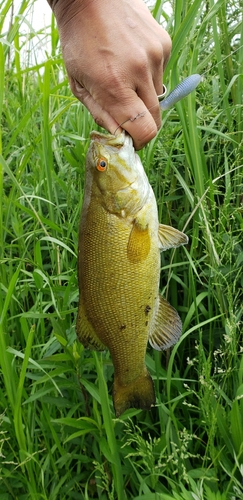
[94,352,125,500]
[0,0,242,497]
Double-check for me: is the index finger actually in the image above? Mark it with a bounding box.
[112,93,162,150]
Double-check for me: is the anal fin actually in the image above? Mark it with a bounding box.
[149,295,182,351]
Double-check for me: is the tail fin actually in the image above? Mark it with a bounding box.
[113,370,155,417]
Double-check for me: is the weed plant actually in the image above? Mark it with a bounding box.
[0,0,242,498]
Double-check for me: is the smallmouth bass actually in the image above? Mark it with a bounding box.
[76,131,188,416]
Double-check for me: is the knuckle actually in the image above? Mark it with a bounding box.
[133,49,150,75]
[69,76,82,93]
[142,122,158,143]
[128,118,158,150]
[93,114,105,127]
[150,40,164,64]
[68,76,82,98]
[160,31,172,66]
[93,68,127,102]
[146,29,172,68]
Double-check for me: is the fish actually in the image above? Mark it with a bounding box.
[160,74,202,110]
[76,131,188,417]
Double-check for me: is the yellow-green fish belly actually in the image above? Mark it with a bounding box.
[77,196,160,387]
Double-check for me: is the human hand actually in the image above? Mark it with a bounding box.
[48,0,171,149]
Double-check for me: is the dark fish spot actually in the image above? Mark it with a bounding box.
[120,324,126,330]
[144,305,151,316]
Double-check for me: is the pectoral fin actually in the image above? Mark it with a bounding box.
[127,220,151,263]
[158,224,188,251]
[76,300,106,351]
[149,295,182,350]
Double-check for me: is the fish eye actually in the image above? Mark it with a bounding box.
[96,158,107,172]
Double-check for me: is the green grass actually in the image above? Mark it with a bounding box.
[0,0,242,498]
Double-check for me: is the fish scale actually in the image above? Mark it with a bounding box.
[76,130,188,416]
[78,197,159,385]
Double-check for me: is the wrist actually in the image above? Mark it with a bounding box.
[47,0,100,25]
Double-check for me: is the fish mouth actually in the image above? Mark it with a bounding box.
[90,129,138,193]
[90,130,134,150]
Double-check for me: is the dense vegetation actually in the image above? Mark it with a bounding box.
[0,0,242,498]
